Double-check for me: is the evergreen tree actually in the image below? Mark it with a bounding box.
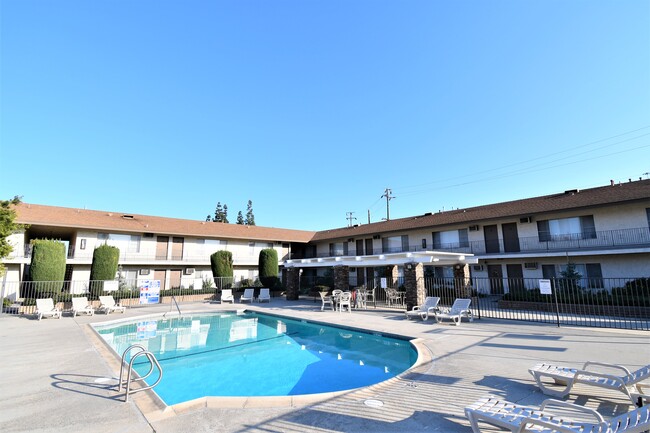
[236,211,244,225]
[223,204,229,223]
[205,214,211,222]
[245,200,255,226]
[0,196,22,276]
[213,202,223,222]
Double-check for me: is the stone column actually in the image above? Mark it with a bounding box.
[453,263,471,298]
[386,265,399,288]
[333,266,350,292]
[285,267,300,300]
[404,262,425,311]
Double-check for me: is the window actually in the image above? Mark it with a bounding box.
[329,242,346,256]
[381,235,409,253]
[432,229,468,249]
[546,263,603,289]
[537,215,596,241]
[128,235,141,253]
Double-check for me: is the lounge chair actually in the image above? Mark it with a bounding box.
[465,394,650,433]
[71,296,95,317]
[434,298,473,326]
[405,296,440,320]
[220,289,234,303]
[529,361,650,405]
[98,295,126,314]
[240,288,255,303]
[35,298,62,320]
[258,288,271,303]
[319,291,334,311]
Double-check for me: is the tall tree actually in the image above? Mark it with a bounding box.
[236,211,244,225]
[245,200,255,226]
[223,204,229,223]
[0,196,22,276]
[213,202,224,222]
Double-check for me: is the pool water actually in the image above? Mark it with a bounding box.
[94,311,417,405]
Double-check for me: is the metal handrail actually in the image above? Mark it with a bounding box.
[119,344,163,402]
[163,295,182,318]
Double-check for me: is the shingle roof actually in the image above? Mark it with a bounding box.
[14,203,316,243]
[311,179,650,241]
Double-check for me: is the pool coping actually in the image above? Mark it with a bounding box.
[83,309,433,423]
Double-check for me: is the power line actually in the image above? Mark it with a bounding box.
[345,211,357,227]
[380,188,395,221]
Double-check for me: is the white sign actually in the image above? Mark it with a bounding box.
[539,279,552,295]
[103,281,119,292]
[380,278,387,289]
[139,280,161,304]
[194,278,204,291]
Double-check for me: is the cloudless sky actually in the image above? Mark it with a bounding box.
[1,0,649,231]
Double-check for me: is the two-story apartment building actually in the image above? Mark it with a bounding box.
[2,204,314,298]
[2,179,649,300]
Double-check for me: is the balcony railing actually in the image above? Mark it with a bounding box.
[294,226,650,259]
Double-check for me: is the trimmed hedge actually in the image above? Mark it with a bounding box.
[30,239,66,294]
[258,248,279,289]
[210,250,233,278]
[90,244,120,296]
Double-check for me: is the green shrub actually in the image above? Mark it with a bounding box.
[210,250,233,278]
[258,248,279,288]
[89,244,120,296]
[30,239,66,294]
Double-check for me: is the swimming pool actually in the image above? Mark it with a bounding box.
[94,311,417,406]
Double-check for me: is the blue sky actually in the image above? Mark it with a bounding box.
[1,0,649,231]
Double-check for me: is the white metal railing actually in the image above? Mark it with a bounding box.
[118,344,163,402]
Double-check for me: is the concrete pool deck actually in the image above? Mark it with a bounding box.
[0,298,648,433]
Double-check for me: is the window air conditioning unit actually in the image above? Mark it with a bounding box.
[472,265,484,271]
[139,269,151,275]
[184,268,195,275]
[469,225,480,231]
[524,262,538,270]
[372,235,381,240]
[520,216,533,224]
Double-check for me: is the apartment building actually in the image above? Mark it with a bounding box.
[2,179,649,298]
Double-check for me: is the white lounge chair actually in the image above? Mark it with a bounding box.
[220,289,234,303]
[71,296,95,317]
[98,295,126,314]
[434,298,473,326]
[258,288,271,303]
[529,361,650,405]
[465,394,650,433]
[319,291,334,311]
[405,296,440,320]
[35,298,62,320]
[240,288,255,303]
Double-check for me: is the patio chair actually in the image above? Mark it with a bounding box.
[319,291,334,311]
[365,286,376,306]
[258,288,271,303]
[384,288,403,307]
[71,296,95,317]
[465,394,650,433]
[240,288,255,303]
[434,298,473,326]
[405,296,440,321]
[98,295,126,314]
[338,291,352,313]
[529,361,650,405]
[35,298,62,321]
[220,289,234,303]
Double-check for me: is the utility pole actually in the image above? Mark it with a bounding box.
[346,212,357,227]
[380,188,395,221]
[367,209,371,224]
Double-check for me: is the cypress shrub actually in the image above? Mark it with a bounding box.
[258,248,279,289]
[210,250,233,290]
[30,239,66,295]
[89,244,120,296]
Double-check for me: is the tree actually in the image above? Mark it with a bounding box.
[89,244,120,296]
[223,204,229,223]
[236,211,244,225]
[559,262,583,291]
[30,239,66,295]
[210,250,233,289]
[212,202,229,223]
[205,214,211,222]
[0,196,22,276]
[258,248,279,289]
[245,200,255,226]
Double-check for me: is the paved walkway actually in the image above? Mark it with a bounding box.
[0,298,648,433]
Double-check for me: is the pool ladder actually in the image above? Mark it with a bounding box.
[118,344,163,402]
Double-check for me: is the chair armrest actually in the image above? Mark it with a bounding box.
[582,361,631,375]
[426,306,440,313]
[573,369,626,386]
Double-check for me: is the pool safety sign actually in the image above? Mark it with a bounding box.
[539,279,552,295]
[136,321,158,339]
[139,280,161,304]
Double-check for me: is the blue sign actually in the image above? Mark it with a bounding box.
[139,280,161,305]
